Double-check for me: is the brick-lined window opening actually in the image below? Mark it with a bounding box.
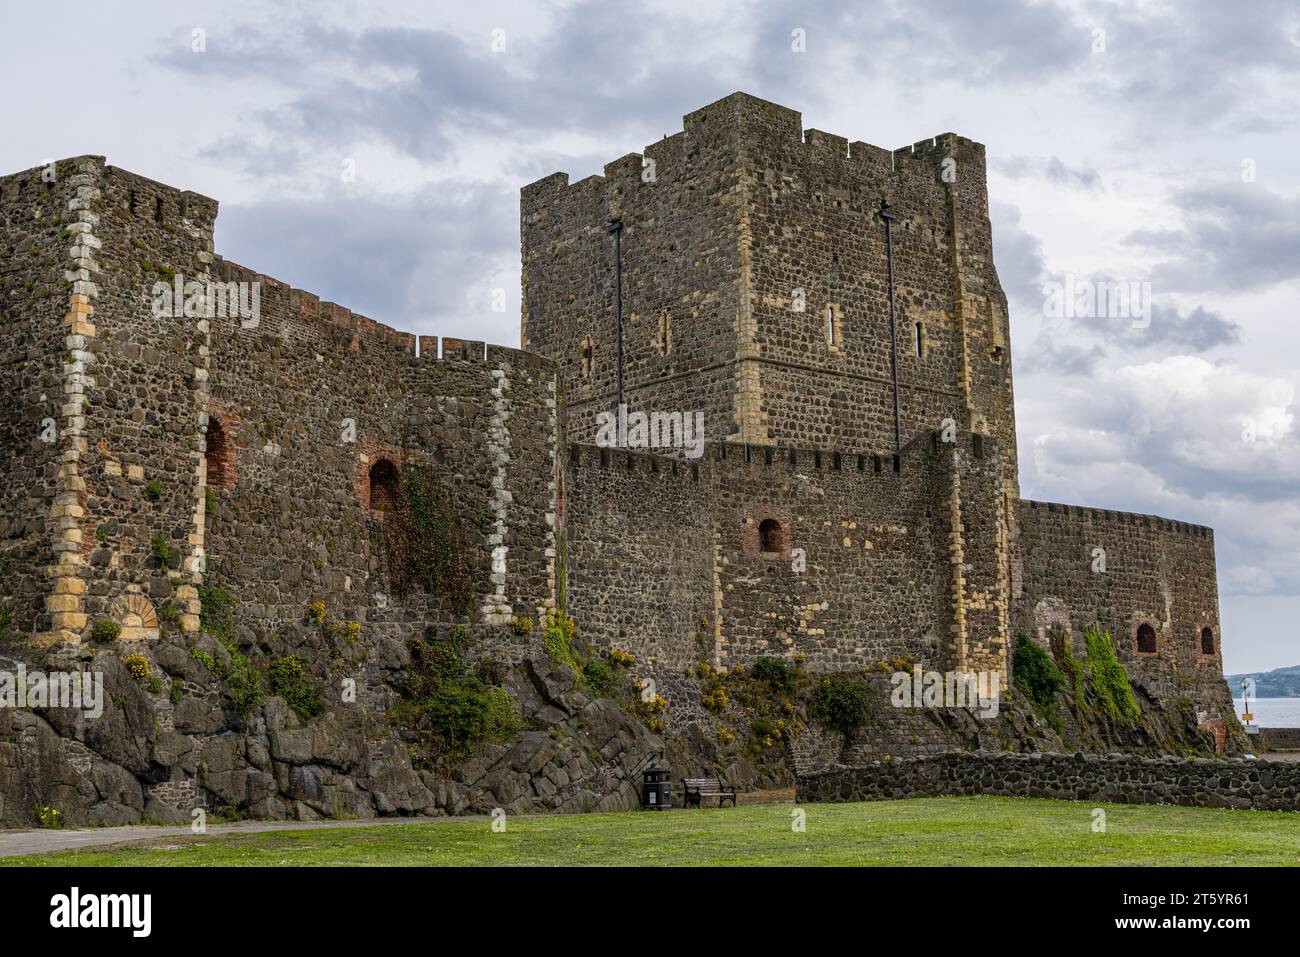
[369,459,400,512]
[1201,626,1215,655]
[205,417,234,491]
[759,518,784,554]
[1136,623,1157,654]
[580,336,594,379]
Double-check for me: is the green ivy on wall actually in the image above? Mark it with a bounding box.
[381,465,472,608]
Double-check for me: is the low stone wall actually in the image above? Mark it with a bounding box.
[1256,727,1300,751]
[796,751,1300,812]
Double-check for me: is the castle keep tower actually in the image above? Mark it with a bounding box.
[522,92,1018,495]
[524,93,1020,679]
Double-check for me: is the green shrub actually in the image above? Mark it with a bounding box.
[395,626,522,766]
[1012,635,1064,712]
[170,677,184,705]
[144,479,164,501]
[198,580,237,644]
[810,675,872,748]
[1084,623,1140,722]
[484,685,523,740]
[90,618,121,642]
[268,655,325,721]
[223,643,263,720]
[751,656,797,694]
[150,534,173,563]
[542,611,583,674]
[191,648,218,674]
[582,658,622,698]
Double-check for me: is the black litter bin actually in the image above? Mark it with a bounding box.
[642,767,672,810]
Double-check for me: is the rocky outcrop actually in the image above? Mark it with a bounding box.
[0,639,662,828]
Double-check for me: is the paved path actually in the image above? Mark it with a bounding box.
[0,816,457,860]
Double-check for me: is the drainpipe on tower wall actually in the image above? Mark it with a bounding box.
[608,219,624,416]
[881,199,902,456]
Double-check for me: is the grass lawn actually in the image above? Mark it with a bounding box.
[4,796,1299,866]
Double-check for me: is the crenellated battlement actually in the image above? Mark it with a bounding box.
[1020,498,1214,540]
[521,92,984,204]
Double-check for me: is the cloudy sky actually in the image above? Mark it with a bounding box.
[4,0,1297,674]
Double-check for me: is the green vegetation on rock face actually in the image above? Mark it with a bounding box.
[581,658,621,698]
[542,612,583,674]
[9,797,1300,867]
[268,656,325,721]
[393,625,522,768]
[1012,635,1065,733]
[198,580,237,644]
[1082,623,1141,723]
[810,674,873,754]
[751,656,797,695]
[89,618,121,643]
[197,580,262,720]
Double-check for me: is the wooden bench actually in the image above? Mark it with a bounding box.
[682,778,737,808]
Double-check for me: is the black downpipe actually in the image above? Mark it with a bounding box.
[608,219,624,415]
[881,200,901,455]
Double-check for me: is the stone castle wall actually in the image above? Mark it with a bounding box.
[1,157,564,664]
[564,430,1011,720]
[798,751,1300,812]
[0,163,73,639]
[1013,498,1232,729]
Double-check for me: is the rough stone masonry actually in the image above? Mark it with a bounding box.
[0,93,1240,825]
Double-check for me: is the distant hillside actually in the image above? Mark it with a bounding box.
[1225,665,1300,698]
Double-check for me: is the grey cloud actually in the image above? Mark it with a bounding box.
[161,11,743,173]
[990,201,1048,311]
[1125,183,1300,293]
[1021,336,1107,375]
[213,182,517,341]
[1089,0,1300,133]
[993,155,1102,190]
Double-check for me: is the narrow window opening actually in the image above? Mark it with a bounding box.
[825,306,838,347]
[759,519,783,554]
[205,417,233,491]
[914,321,924,358]
[154,196,164,223]
[579,335,594,379]
[128,191,137,217]
[1136,623,1157,654]
[657,311,672,355]
[1200,626,1215,655]
[368,459,400,512]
